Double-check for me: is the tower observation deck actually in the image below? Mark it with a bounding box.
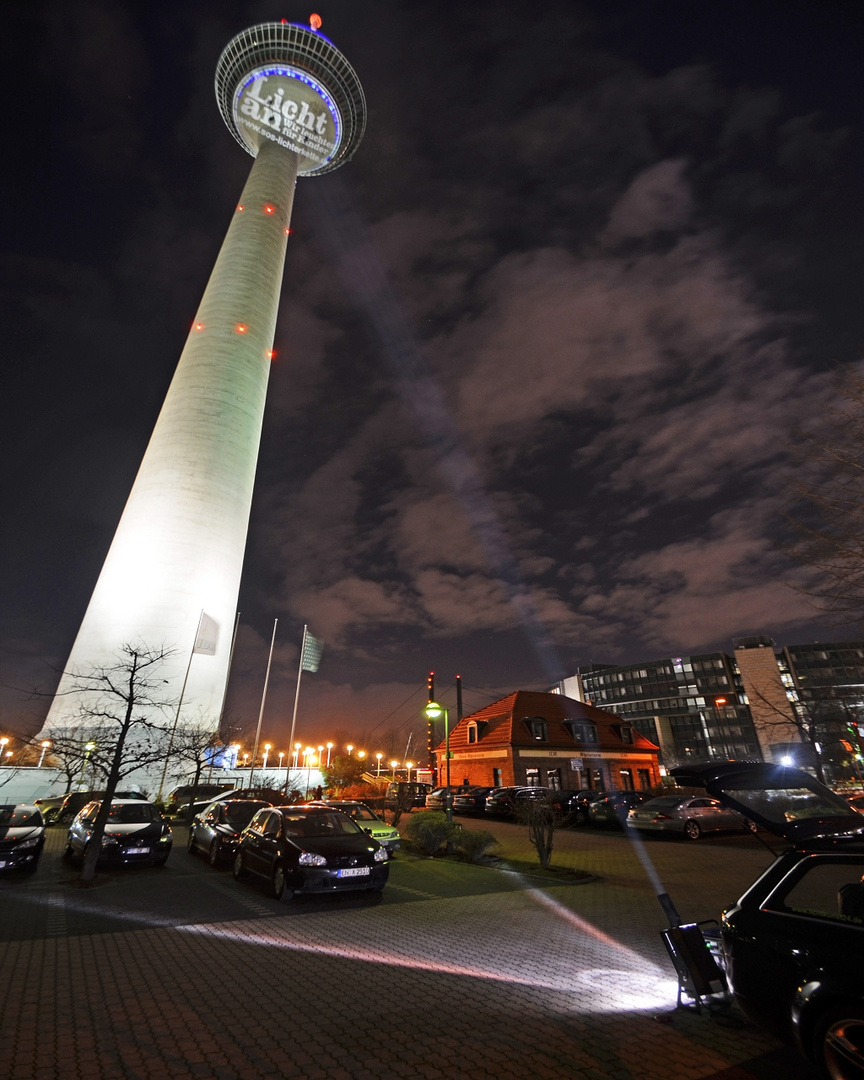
[42,23,365,738]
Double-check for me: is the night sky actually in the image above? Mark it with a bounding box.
[4,0,864,754]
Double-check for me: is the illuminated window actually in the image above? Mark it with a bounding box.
[524,718,547,742]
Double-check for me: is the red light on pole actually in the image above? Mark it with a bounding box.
[235,323,248,334]
[310,14,322,31]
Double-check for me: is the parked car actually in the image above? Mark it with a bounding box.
[425,786,471,812]
[0,805,46,873]
[232,805,389,901]
[165,783,236,813]
[385,782,431,810]
[588,790,650,828]
[452,787,497,815]
[188,798,272,865]
[310,800,401,853]
[846,793,864,814]
[626,794,756,840]
[65,799,173,867]
[550,788,604,826]
[33,795,66,824]
[484,786,552,818]
[57,789,147,825]
[671,761,864,1078]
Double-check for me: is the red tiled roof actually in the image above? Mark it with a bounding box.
[433,690,658,754]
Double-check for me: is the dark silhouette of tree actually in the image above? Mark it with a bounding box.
[49,642,176,882]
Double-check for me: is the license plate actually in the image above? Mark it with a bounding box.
[337,867,370,877]
[127,847,150,855]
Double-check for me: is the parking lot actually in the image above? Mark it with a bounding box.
[0,818,819,1080]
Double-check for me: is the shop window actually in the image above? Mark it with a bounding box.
[546,769,562,790]
[525,768,541,787]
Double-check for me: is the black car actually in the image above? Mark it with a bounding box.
[588,790,650,828]
[188,798,272,865]
[425,786,471,811]
[65,799,173,867]
[484,786,552,817]
[671,761,864,1079]
[232,805,389,901]
[0,805,46,873]
[385,782,431,810]
[452,787,497,815]
[550,788,604,826]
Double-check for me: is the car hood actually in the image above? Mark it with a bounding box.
[670,762,864,843]
[0,826,43,841]
[296,833,380,857]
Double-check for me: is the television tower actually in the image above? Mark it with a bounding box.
[42,21,365,734]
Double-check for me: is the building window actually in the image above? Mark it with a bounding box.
[619,726,633,744]
[467,722,478,744]
[546,768,562,790]
[525,768,541,786]
[524,717,547,741]
[619,769,633,790]
[564,720,598,744]
[492,768,502,788]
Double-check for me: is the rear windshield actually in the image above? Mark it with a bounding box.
[722,786,851,824]
[0,806,41,827]
[642,797,685,809]
[223,801,268,826]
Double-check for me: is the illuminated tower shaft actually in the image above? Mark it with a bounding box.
[43,22,365,732]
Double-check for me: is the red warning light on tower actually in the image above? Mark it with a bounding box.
[310,14,322,31]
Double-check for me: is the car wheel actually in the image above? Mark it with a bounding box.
[683,820,702,840]
[63,842,75,862]
[271,862,293,902]
[232,852,248,881]
[208,839,221,867]
[44,809,58,825]
[186,830,197,854]
[813,1003,864,1080]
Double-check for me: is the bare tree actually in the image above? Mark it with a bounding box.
[788,366,864,625]
[514,792,561,870]
[50,642,176,882]
[30,736,90,795]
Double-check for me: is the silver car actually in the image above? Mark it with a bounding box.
[626,795,755,840]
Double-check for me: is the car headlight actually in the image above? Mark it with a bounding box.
[373,847,389,862]
[298,851,327,867]
[158,833,171,843]
[100,835,119,846]
[17,836,40,850]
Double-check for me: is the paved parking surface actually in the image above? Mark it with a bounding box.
[0,820,818,1080]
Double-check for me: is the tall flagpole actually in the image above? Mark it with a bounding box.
[248,619,277,791]
[285,624,308,793]
[156,609,204,803]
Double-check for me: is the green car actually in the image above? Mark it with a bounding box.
[311,800,400,854]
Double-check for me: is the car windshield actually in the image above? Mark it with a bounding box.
[107,804,158,824]
[0,806,41,827]
[223,802,267,826]
[282,812,362,838]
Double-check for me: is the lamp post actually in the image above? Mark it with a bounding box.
[375,753,383,776]
[38,740,51,768]
[278,751,284,771]
[346,744,354,757]
[424,701,451,819]
[242,753,249,769]
[405,760,414,781]
[293,743,301,769]
[262,743,271,770]
[390,759,398,778]
[79,741,97,789]
[326,742,334,767]
[0,737,8,764]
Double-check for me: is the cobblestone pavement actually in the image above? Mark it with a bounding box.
[0,821,818,1080]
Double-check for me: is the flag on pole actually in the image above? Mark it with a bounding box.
[193,612,219,655]
[301,629,324,673]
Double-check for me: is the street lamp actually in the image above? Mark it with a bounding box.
[424,701,451,818]
[390,759,398,777]
[405,760,414,780]
[262,743,271,770]
[79,741,97,788]
[242,753,249,768]
[326,742,334,767]
[375,753,383,776]
[38,740,51,768]
[356,749,366,760]
[293,743,301,768]
[346,744,354,757]
[278,751,284,771]
[0,737,8,764]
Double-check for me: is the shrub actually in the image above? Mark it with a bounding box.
[404,811,458,856]
[454,829,499,863]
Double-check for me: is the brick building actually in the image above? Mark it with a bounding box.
[433,690,661,792]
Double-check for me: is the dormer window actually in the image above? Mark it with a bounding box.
[619,726,633,744]
[467,722,478,744]
[523,717,547,741]
[564,720,597,744]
